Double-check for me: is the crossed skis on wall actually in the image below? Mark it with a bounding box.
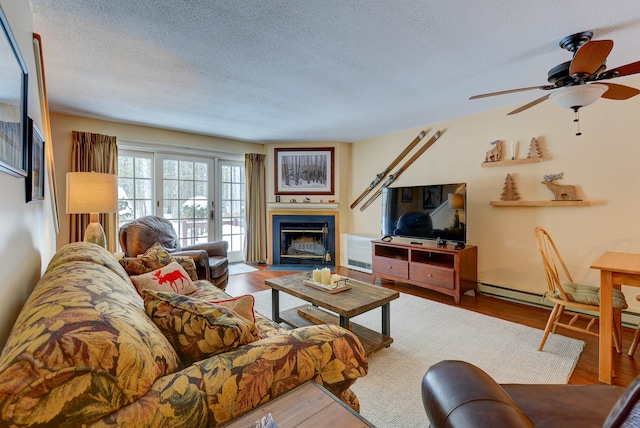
[350,129,442,211]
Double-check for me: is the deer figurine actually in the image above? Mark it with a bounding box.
[484,140,502,162]
[153,268,189,293]
[541,173,577,201]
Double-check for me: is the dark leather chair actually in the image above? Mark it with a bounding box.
[119,215,229,289]
[422,360,640,428]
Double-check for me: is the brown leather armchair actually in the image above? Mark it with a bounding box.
[422,360,640,428]
[119,215,229,289]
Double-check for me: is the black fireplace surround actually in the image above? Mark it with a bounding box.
[272,215,336,266]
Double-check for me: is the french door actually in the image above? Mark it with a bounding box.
[156,154,214,248]
[219,160,246,263]
[119,149,246,261]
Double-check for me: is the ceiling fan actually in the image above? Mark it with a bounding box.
[470,31,640,118]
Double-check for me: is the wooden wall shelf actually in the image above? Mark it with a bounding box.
[481,158,542,167]
[490,200,592,207]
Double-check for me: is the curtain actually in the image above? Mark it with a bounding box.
[70,131,118,252]
[244,153,267,263]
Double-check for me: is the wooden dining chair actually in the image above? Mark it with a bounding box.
[534,227,627,352]
[628,296,640,356]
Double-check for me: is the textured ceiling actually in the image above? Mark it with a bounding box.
[28,0,640,143]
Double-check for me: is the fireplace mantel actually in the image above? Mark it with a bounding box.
[267,202,338,210]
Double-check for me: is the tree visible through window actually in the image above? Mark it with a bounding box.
[161,158,211,247]
[221,163,246,254]
[118,151,153,225]
[117,147,245,261]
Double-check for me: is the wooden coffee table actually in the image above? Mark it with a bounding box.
[222,381,374,427]
[265,273,399,356]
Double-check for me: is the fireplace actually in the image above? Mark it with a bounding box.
[272,214,336,266]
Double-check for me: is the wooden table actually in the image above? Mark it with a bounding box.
[265,273,399,356]
[222,381,374,427]
[591,251,640,384]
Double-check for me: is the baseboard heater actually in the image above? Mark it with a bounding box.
[345,234,376,274]
[479,282,640,329]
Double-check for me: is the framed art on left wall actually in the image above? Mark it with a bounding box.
[0,4,29,178]
[26,119,45,202]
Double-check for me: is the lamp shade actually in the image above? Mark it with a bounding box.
[448,193,465,210]
[549,83,608,110]
[66,172,118,214]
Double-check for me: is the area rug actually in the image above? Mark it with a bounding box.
[251,290,585,428]
[228,263,258,276]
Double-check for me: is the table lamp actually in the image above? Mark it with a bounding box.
[448,193,464,229]
[66,172,118,248]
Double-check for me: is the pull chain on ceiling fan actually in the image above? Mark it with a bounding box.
[470,31,640,134]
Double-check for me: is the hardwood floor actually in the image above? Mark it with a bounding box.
[226,264,640,387]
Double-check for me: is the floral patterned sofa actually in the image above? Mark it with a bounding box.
[0,242,368,427]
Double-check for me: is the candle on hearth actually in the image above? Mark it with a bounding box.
[321,267,331,285]
[312,268,321,283]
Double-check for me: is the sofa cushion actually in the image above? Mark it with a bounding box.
[48,241,134,285]
[142,290,261,364]
[119,242,199,281]
[209,295,257,326]
[0,243,182,426]
[189,281,286,339]
[140,241,174,265]
[130,262,197,295]
[172,256,199,281]
[193,324,368,425]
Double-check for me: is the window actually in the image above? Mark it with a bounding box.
[117,150,153,224]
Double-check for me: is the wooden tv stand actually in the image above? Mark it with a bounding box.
[371,239,478,304]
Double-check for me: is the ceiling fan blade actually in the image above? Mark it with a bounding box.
[600,82,640,100]
[507,94,550,115]
[604,60,640,78]
[569,40,613,76]
[469,86,544,100]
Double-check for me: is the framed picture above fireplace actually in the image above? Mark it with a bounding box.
[275,147,334,195]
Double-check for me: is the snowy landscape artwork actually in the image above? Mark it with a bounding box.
[275,147,334,195]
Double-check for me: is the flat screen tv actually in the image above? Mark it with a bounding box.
[381,183,467,244]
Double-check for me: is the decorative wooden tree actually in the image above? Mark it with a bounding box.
[526,137,542,158]
[501,173,521,201]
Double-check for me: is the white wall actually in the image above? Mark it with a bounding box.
[348,82,640,312]
[0,0,56,348]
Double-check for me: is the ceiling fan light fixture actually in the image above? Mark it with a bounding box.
[549,83,608,110]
